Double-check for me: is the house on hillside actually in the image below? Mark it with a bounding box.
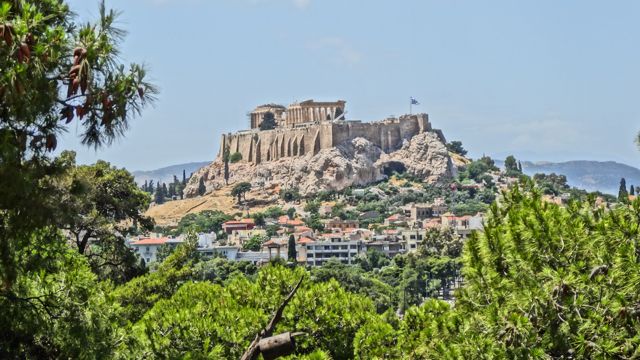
[222,218,255,234]
[130,237,171,264]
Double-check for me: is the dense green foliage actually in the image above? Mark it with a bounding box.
[174,209,232,236]
[357,186,640,358]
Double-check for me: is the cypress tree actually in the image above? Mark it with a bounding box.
[182,169,187,185]
[223,144,230,185]
[154,182,164,204]
[631,185,635,196]
[148,180,155,194]
[288,234,297,263]
[619,177,629,202]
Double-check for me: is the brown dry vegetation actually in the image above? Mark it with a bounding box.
[145,185,281,227]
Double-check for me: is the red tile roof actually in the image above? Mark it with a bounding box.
[131,237,169,246]
[297,236,315,244]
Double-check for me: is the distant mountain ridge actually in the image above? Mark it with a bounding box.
[495,159,640,195]
[132,161,210,186]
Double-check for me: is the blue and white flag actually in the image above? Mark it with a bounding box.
[410,97,420,105]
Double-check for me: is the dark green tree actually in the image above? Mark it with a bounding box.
[288,234,297,262]
[231,182,251,204]
[55,153,154,280]
[243,234,266,251]
[631,185,635,196]
[446,141,467,156]
[504,155,518,172]
[259,111,277,130]
[223,143,230,185]
[155,181,165,204]
[619,177,629,202]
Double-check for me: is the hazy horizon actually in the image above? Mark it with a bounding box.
[59,0,640,171]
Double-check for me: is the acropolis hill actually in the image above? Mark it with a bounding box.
[185,100,455,197]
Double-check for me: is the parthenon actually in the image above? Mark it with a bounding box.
[249,99,346,129]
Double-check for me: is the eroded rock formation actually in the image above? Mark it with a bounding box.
[185,130,454,197]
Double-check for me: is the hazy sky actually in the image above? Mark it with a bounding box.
[60,0,640,171]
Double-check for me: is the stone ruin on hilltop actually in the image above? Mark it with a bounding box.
[184,99,455,197]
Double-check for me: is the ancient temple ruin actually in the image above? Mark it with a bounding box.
[220,99,439,166]
[249,100,346,129]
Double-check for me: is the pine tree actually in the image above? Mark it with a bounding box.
[619,177,629,202]
[288,234,297,262]
[198,177,206,196]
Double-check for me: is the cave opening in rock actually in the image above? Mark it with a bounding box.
[382,161,407,177]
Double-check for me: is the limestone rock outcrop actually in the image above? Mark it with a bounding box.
[185,131,454,198]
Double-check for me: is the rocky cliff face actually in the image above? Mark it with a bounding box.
[184,131,454,197]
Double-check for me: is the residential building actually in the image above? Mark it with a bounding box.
[325,218,360,231]
[384,213,409,227]
[198,245,239,260]
[130,237,169,264]
[441,213,483,238]
[227,228,266,247]
[222,218,255,234]
[400,229,427,252]
[305,237,361,266]
[361,241,404,257]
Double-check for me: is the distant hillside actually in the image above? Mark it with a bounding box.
[132,161,210,186]
[494,160,640,195]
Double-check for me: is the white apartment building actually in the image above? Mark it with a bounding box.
[305,235,361,266]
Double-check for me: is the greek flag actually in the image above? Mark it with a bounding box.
[410,97,420,105]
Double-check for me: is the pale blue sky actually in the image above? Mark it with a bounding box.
[60,0,640,171]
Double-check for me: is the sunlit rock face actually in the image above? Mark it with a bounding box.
[184,130,453,198]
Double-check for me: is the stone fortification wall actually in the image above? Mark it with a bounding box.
[218,113,432,165]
